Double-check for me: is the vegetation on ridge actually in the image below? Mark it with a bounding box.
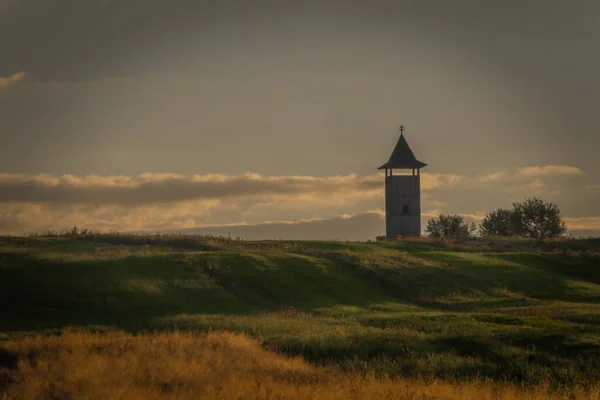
[425,197,567,239]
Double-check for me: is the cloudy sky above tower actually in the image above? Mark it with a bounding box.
[1,0,599,238]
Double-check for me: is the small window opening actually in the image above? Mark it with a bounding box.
[402,205,409,215]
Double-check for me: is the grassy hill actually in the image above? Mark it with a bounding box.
[1,234,600,394]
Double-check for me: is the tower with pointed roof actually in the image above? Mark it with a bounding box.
[378,126,427,238]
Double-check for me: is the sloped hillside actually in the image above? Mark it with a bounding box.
[1,235,600,388]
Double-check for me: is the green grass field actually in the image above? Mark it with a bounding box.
[2,235,600,390]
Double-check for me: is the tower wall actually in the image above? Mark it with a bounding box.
[385,175,421,237]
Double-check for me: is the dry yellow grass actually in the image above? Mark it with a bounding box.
[1,331,598,400]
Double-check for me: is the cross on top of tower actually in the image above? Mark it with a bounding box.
[378,125,427,170]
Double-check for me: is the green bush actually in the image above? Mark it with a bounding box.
[480,208,514,236]
[511,197,566,239]
[425,214,476,239]
[480,198,566,239]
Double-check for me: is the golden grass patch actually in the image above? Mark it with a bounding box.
[1,331,597,400]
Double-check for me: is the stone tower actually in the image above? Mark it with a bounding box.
[378,126,427,238]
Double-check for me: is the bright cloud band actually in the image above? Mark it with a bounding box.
[0,172,464,206]
[0,166,596,237]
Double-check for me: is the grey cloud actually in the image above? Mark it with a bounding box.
[0,174,383,205]
[2,0,599,180]
[148,213,600,240]
[158,211,386,241]
[0,167,583,207]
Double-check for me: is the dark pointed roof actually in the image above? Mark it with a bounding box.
[378,133,427,170]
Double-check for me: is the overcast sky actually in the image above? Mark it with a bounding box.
[1,0,599,238]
